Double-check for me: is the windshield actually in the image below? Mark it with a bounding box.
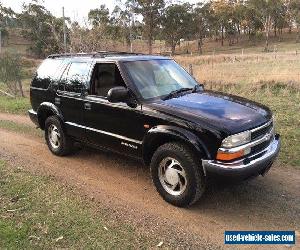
[124,59,198,100]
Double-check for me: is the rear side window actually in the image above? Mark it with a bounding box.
[32,59,64,89]
[59,62,90,93]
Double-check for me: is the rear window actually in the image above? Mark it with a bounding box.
[32,59,64,89]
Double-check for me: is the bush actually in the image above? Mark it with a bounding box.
[0,52,24,97]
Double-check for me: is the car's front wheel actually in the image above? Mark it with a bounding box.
[45,116,73,156]
[150,142,206,207]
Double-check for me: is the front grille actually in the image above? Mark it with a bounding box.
[251,121,273,140]
[249,120,274,156]
[251,136,273,155]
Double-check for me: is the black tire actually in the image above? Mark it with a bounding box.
[150,142,206,207]
[45,116,73,156]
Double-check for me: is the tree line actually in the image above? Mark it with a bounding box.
[0,0,300,57]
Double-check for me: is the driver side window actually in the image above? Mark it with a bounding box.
[90,63,125,97]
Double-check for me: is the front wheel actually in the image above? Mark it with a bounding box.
[150,142,206,207]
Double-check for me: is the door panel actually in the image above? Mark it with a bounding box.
[84,96,145,157]
[56,61,92,139]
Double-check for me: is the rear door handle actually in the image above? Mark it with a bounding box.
[84,102,92,110]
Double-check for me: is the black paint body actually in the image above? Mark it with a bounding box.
[29,55,273,171]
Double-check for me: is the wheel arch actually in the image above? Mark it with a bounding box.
[142,125,211,166]
[37,102,64,130]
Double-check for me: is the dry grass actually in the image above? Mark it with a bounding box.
[175,52,300,87]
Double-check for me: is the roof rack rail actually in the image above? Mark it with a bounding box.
[92,51,144,58]
[47,52,98,59]
[47,51,145,59]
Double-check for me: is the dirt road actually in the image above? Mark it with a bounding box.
[0,113,299,249]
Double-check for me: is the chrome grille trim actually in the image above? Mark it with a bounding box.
[250,119,273,133]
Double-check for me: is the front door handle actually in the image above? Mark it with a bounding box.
[84,102,92,110]
[55,97,61,105]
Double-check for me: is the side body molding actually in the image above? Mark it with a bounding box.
[37,102,64,129]
[142,125,211,165]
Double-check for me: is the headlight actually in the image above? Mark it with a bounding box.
[221,131,251,148]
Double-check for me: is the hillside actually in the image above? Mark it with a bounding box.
[2,28,300,57]
[1,28,31,55]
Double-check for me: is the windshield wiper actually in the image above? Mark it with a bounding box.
[163,87,193,100]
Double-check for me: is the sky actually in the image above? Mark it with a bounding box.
[1,0,201,25]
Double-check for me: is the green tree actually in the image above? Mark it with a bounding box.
[129,0,165,54]
[212,0,232,46]
[0,3,16,46]
[19,1,68,57]
[247,0,271,51]
[110,4,132,48]
[194,2,213,54]
[88,4,110,27]
[291,0,300,42]
[271,0,286,38]
[0,3,15,25]
[232,0,246,36]
[162,3,193,55]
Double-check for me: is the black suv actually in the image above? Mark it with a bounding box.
[29,52,281,207]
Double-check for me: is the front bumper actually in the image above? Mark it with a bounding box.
[202,134,281,179]
[28,109,39,127]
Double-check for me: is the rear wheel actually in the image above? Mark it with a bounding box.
[45,116,73,156]
[150,142,206,207]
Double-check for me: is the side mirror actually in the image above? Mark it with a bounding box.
[107,87,129,103]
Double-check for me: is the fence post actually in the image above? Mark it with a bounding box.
[189,64,193,76]
[0,30,2,54]
[212,49,215,77]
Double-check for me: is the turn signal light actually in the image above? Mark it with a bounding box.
[216,150,244,161]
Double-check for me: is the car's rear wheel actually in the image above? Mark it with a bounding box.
[45,116,73,156]
[150,142,206,207]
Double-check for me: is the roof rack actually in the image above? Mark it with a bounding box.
[47,51,145,59]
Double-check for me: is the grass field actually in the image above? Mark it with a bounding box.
[0,160,160,249]
[0,96,30,115]
[0,120,42,137]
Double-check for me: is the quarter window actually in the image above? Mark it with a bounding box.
[32,59,64,89]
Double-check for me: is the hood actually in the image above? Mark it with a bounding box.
[148,90,272,134]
